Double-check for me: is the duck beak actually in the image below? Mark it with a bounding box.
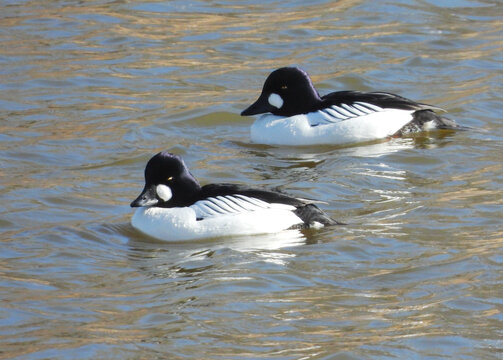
[130,185,158,207]
[241,93,276,116]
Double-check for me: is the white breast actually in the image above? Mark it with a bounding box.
[131,198,304,242]
[250,108,415,146]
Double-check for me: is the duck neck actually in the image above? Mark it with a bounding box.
[174,174,202,207]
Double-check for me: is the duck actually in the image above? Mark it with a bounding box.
[130,151,342,241]
[241,66,463,146]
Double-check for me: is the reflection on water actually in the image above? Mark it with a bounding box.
[128,230,306,281]
[1,0,503,359]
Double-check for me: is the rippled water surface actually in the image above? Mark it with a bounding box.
[1,0,503,359]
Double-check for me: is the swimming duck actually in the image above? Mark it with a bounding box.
[130,151,341,241]
[241,66,461,146]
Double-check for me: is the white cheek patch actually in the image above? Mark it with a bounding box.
[156,184,172,202]
[268,93,284,109]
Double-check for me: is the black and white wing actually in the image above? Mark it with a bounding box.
[309,90,444,126]
[193,184,340,226]
[191,194,296,220]
[312,101,385,125]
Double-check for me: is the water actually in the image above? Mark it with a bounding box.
[1,0,502,359]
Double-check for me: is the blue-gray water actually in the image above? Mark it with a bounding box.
[1,0,502,359]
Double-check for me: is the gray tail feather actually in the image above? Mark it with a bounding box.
[294,204,345,227]
[436,115,471,131]
[419,109,470,131]
[395,110,470,136]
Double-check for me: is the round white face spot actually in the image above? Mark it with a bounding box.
[156,184,172,202]
[268,93,284,109]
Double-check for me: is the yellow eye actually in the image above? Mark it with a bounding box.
[167,176,173,181]
[281,85,288,90]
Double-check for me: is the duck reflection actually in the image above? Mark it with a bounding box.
[127,229,308,279]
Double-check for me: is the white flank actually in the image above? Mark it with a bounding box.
[268,93,284,109]
[156,184,172,202]
[131,201,304,242]
[250,109,415,146]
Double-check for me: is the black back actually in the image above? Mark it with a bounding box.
[199,183,307,207]
[321,90,438,112]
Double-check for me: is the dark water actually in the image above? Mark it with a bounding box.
[1,0,502,359]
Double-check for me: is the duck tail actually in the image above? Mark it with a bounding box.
[294,204,345,228]
[435,114,471,131]
[395,110,470,136]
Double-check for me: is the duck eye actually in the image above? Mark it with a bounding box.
[281,85,288,90]
[167,176,174,181]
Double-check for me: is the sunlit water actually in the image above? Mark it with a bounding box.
[1,0,502,359]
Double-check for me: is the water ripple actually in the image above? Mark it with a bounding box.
[1,0,503,359]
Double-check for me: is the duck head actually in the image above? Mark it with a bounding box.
[241,67,322,117]
[131,151,201,208]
